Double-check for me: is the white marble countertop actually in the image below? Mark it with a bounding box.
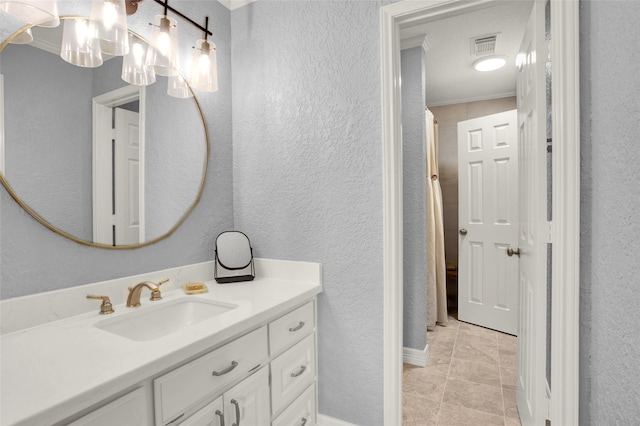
[0,260,322,426]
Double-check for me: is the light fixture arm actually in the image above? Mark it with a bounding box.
[151,0,212,37]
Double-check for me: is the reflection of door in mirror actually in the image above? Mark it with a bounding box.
[92,85,146,246]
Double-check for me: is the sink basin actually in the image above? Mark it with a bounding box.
[94,298,236,341]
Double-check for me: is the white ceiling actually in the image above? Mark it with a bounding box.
[401,1,534,107]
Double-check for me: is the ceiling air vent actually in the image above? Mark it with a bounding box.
[471,34,498,56]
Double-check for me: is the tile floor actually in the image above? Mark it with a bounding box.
[403,314,521,426]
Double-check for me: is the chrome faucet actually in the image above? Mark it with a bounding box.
[126,279,168,307]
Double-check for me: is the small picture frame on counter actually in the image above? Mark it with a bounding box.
[214,231,255,283]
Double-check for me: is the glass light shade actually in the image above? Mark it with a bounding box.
[121,35,155,86]
[145,15,178,77]
[190,39,218,93]
[10,27,33,44]
[0,0,59,27]
[167,74,193,98]
[89,0,129,56]
[60,18,103,68]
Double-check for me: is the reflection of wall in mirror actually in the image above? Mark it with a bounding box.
[1,44,93,240]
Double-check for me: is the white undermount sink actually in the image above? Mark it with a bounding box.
[94,298,237,341]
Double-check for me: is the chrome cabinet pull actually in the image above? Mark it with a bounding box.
[215,410,225,426]
[212,360,238,376]
[289,321,305,332]
[300,418,308,426]
[291,365,307,378]
[231,399,241,426]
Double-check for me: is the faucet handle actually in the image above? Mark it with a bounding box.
[150,278,169,301]
[86,294,115,315]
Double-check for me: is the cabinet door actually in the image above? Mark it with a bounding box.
[181,396,224,426]
[223,367,270,426]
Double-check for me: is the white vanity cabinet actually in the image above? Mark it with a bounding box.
[181,367,270,426]
[153,300,317,426]
[66,388,149,426]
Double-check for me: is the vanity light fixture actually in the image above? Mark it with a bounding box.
[0,0,59,27]
[190,16,218,93]
[60,18,103,68]
[90,0,129,56]
[122,33,156,86]
[473,55,507,72]
[9,27,33,44]
[145,11,179,76]
[167,74,193,98]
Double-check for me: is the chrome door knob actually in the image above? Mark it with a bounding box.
[507,247,521,257]
[459,229,468,235]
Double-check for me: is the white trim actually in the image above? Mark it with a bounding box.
[550,1,580,425]
[222,0,258,11]
[426,91,516,108]
[403,344,429,367]
[0,74,5,175]
[381,1,580,425]
[400,35,427,50]
[317,414,358,426]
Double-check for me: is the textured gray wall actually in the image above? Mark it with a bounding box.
[0,0,233,299]
[231,2,388,424]
[579,0,640,424]
[401,47,427,351]
[2,44,93,240]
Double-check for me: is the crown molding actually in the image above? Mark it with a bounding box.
[219,0,258,11]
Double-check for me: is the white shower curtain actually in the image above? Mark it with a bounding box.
[425,109,448,327]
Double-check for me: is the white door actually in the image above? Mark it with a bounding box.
[223,367,271,426]
[516,1,548,425]
[457,109,519,335]
[114,107,141,245]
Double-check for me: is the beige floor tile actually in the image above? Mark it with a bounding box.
[403,392,440,424]
[436,401,505,426]
[505,416,522,426]
[503,387,520,420]
[428,325,458,342]
[404,368,448,403]
[430,339,456,357]
[497,332,518,350]
[441,378,505,417]
[499,348,518,369]
[452,339,500,365]
[448,357,501,388]
[456,329,498,349]
[457,323,499,341]
[500,366,518,390]
[423,355,452,378]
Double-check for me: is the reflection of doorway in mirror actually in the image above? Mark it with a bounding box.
[92,85,146,246]
[0,74,5,174]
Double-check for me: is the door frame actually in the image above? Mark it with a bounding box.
[92,85,146,245]
[380,0,580,425]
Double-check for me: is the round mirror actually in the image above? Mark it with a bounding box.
[0,20,209,249]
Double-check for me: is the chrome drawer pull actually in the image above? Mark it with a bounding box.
[291,365,307,378]
[289,321,305,332]
[231,399,241,426]
[212,360,238,376]
[215,410,225,426]
[300,417,308,426]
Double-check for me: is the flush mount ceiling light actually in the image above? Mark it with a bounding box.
[473,55,507,72]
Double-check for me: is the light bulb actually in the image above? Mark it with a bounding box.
[75,20,89,45]
[102,1,117,30]
[157,30,170,56]
[132,42,144,66]
[198,51,210,72]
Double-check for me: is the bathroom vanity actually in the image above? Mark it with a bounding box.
[0,259,322,426]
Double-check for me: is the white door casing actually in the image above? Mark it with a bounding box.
[114,108,141,246]
[380,1,580,425]
[457,110,519,335]
[516,1,549,425]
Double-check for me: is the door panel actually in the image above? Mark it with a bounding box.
[458,109,519,335]
[114,107,140,245]
[516,1,549,425]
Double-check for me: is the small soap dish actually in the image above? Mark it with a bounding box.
[181,282,208,295]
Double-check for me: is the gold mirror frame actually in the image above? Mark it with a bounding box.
[0,20,210,250]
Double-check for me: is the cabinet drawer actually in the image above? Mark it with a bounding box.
[272,384,316,426]
[270,333,316,414]
[269,302,314,356]
[68,388,148,426]
[154,327,268,425]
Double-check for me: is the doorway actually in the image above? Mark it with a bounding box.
[382,1,580,425]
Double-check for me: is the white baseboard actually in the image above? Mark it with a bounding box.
[403,344,429,367]
[317,414,358,426]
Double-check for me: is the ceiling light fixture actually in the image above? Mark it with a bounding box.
[473,55,507,72]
